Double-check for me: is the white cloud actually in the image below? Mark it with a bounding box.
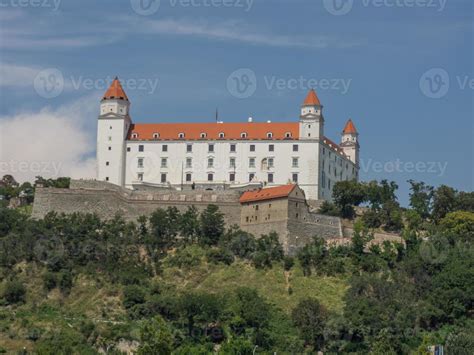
[0,63,39,87]
[0,96,97,183]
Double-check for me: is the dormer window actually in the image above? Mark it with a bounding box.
[131,132,139,139]
[200,133,207,139]
[218,132,225,139]
[267,132,273,139]
[241,132,248,139]
[153,133,160,139]
[178,133,185,139]
[285,132,292,139]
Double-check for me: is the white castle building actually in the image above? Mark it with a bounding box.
[97,78,360,201]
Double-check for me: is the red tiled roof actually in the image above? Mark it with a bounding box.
[342,119,357,134]
[239,184,297,203]
[103,77,129,101]
[128,122,299,141]
[322,136,347,156]
[303,89,321,106]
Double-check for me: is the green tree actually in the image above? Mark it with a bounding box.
[432,185,457,222]
[199,205,225,246]
[138,316,174,355]
[2,280,26,304]
[291,298,328,350]
[332,180,367,219]
[180,206,200,244]
[408,180,434,219]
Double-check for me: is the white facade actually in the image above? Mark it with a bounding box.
[96,83,359,201]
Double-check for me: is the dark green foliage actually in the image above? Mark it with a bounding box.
[137,316,174,355]
[35,176,71,189]
[123,285,147,309]
[199,204,225,246]
[292,298,328,349]
[332,180,367,218]
[42,272,57,291]
[252,232,283,269]
[2,280,26,304]
[283,256,294,271]
[222,226,256,259]
[318,201,341,216]
[206,248,234,265]
[408,180,434,219]
[234,287,271,330]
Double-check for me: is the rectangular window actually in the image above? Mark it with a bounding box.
[208,173,214,181]
[250,144,255,152]
[139,145,144,152]
[127,147,131,152]
[187,144,192,152]
[230,157,236,168]
[268,158,274,168]
[161,173,167,183]
[162,145,168,152]
[269,144,274,152]
[186,173,192,182]
[208,158,214,168]
[161,158,167,168]
[186,158,192,168]
[106,161,109,166]
[249,173,255,181]
[137,158,144,168]
[105,177,109,181]
[328,179,331,189]
[108,136,112,141]
[208,144,215,153]
[293,144,299,152]
[268,173,274,183]
[138,173,143,181]
[249,158,256,168]
[230,144,236,152]
[292,157,299,168]
[322,171,326,188]
[108,147,111,151]
[229,173,235,182]
[292,173,298,183]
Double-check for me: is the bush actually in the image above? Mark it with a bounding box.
[283,256,294,271]
[167,245,205,269]
[123,285,147,309]
[291,298,328,350]
[2,280,26,304]
[58,270,73,293]
[43,272,57,291]
[206,248,234,265]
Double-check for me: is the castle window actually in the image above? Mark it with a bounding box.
[250,145,255,152]
[139,145,144,152]
[131,133,138,139]
[186,158,192,168]
[219,132,225,139]
[229,157,236,168]
[161,158,167,168]
[200,132,207,139]
[292,173,298,183]
[108,147,111,151]
[267,132,273,139]
[105,177,109,181]
[293,144,299,152]
[308,133,311,137]
[268,173,274,183]
[230,144,236,152]
[241,132,248,139]
[138,173,143,181]
[249,173,255,181]
[246,216,249,223]
[255,205,259,211]
[178,132,185,139]
[292,157,299,168]
[269,144,274,152]
[137,158,144,168]
[106,161,109,166]
[208,173,214,181]
[229,173,235,182]
[322,171,326,188]
[187,144,192,152]
[186,173,192,182]
[268,158,274,168]
[208,158,214,168]
[208,144,215,153]
[162,145,168,152]
[153,133,160,139]
[249,158,256,168]
[108,136,112,141]
[127,147,131,152]
[161,173,167,183]
[285,132,292,139]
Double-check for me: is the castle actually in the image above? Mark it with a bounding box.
[32,79,367,254]
[97,78,360,201]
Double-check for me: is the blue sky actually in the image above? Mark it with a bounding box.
[0,0,472,205]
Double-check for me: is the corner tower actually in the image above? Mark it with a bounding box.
[97,77,131,187]
[341,119,359,167]
[299,89,324,140]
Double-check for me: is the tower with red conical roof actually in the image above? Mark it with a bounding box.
[97,77,132,186]
[299,89,324,140]
[341,119,359,168]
